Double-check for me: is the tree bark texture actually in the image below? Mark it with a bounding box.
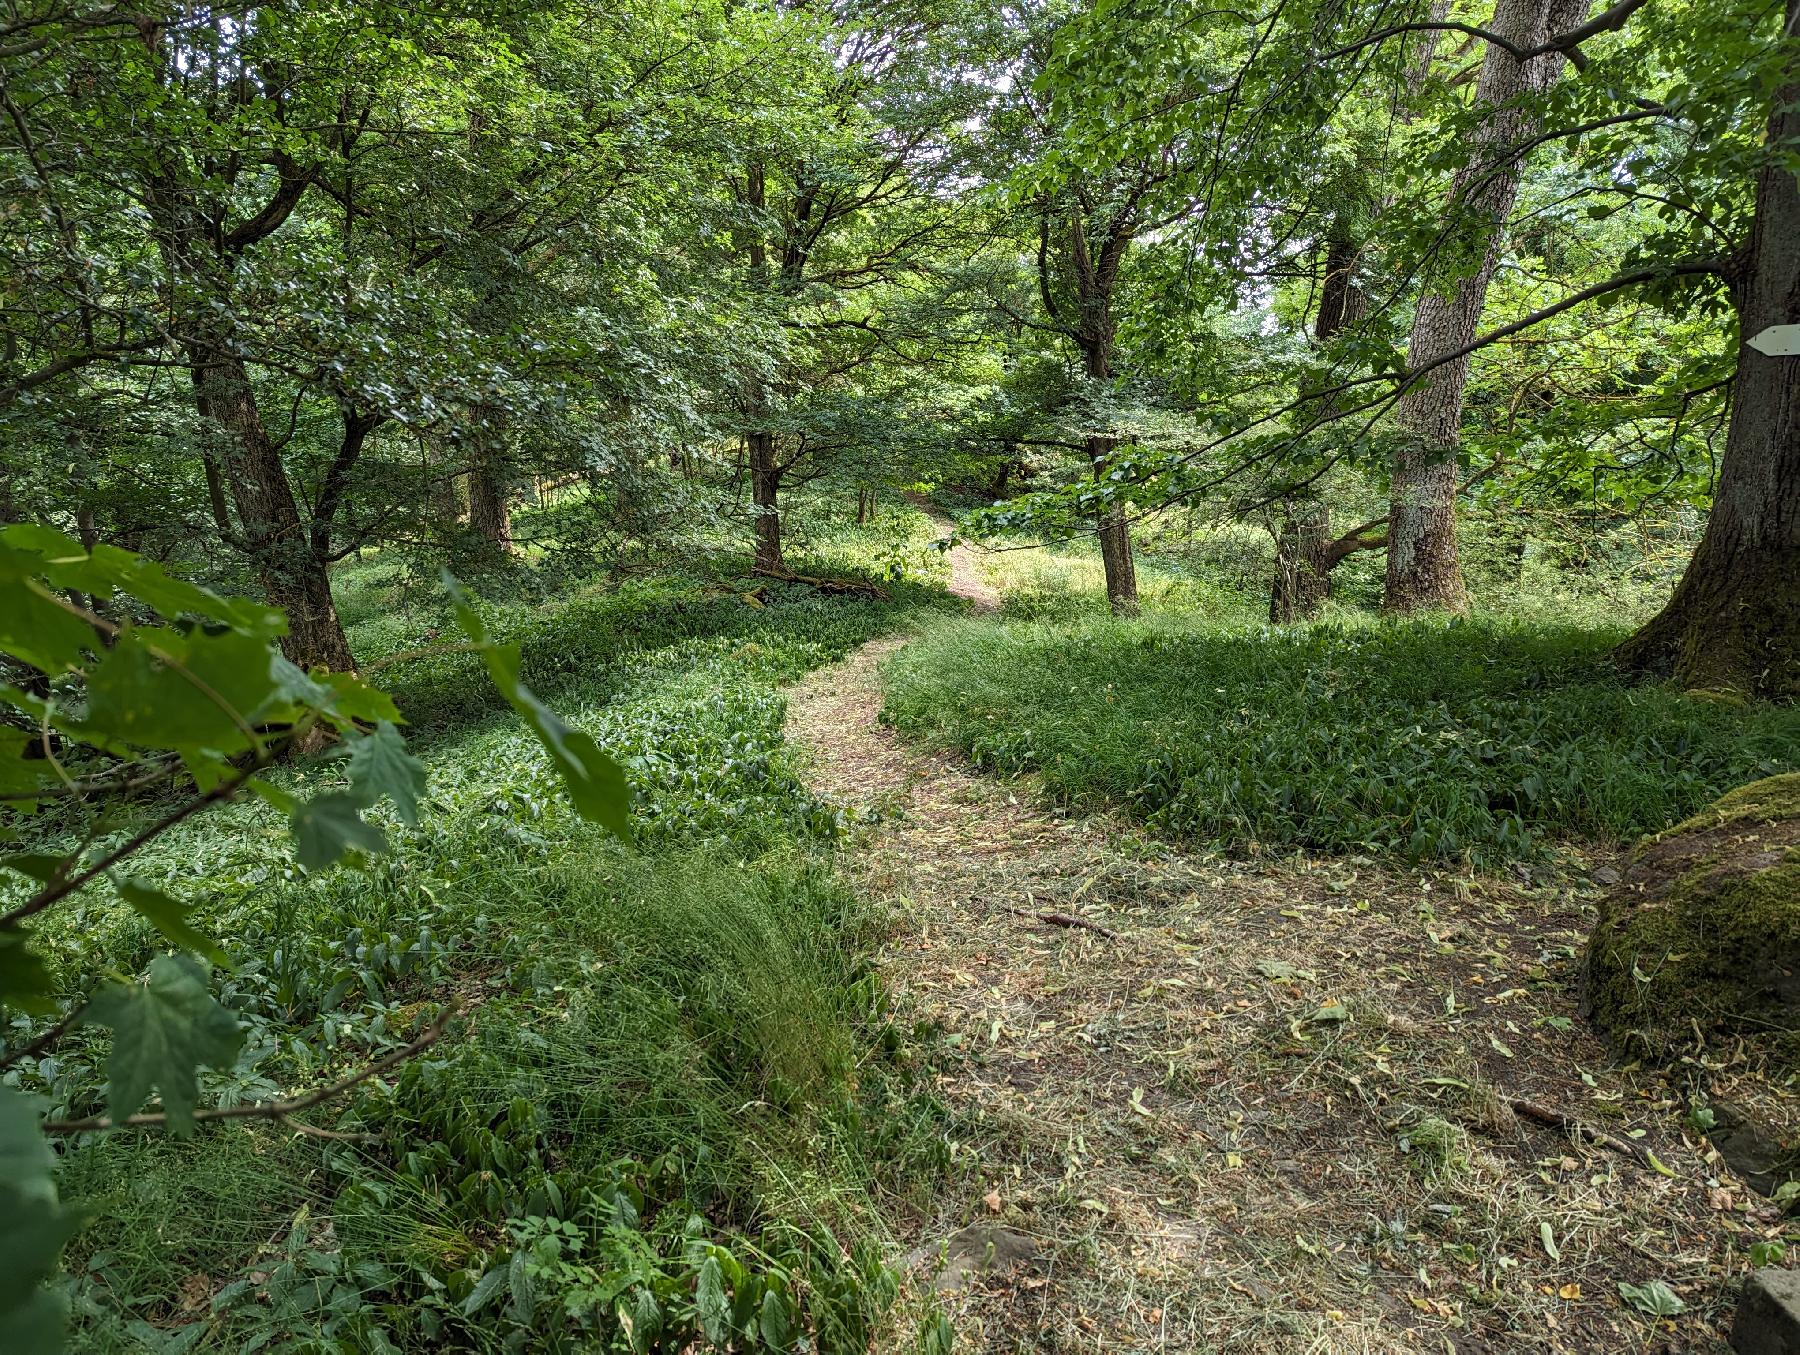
[749,431,784,572]
[1270,223,1372,621]
[1385,0,1588,613]
[189,347,356,673]
[1616,5,1800,699]
[1271,499,1333,623]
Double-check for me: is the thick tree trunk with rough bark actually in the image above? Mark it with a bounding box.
[467,461,511,547]
[749,431,784,572]
[1385,0,1587,613]
[189,348,355,673]
[1271,500,1333,622]
[1616,15,1800,699]
[466,406,513,549]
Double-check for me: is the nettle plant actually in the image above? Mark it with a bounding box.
[0,525,628,1351]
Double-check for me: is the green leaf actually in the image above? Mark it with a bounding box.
[1617,1279,1685,1317]
[113,879,229,966]
[444,575,628,838]
[290,792,387,870]
[759,1288,796,1349]
[86,955,243,1133]
[462,1264,507,1316]
[0,547,93,673]
[482,644,630,837]
[0,1086,83,1353]
[317,672,404,726]
[83,627,279,754]
[0,927,56,1015]
[695,1255,730,1346]
[507,1249,534,1323]
[1,855,65,885]
[345,722,426,826]
[0,1090,55,1202]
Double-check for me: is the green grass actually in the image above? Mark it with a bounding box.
[882,612,1800,865]
[36,492,954,1353]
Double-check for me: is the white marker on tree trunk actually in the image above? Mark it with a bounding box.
[1747,325,1800,357]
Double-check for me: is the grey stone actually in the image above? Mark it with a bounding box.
[1733,1268,1800,1354]
[933,1224,1040,1292]
[1710,1100,1798,1197]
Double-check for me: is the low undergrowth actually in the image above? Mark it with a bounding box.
[21,501,955,1353]
[882,613,1800,865]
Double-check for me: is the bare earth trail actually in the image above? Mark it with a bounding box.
[784,533,1763,1353]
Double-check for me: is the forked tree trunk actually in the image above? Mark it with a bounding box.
[189,348,355,673]
[1271,224,1368,621]
[749,430,784,572]
[1271,499,1333,623]
[1385,0,1587,612]
[1616,8,1800,699]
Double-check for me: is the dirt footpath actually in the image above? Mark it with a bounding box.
[783,546,1769,1353]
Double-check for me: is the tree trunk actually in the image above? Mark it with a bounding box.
[189,347,355,673]
[1269,221,1369,621]
[1271,499,1333,622]
[1616,9,1800,699]
[749,430,783,572]
[1384,0,1587,613]
[1096,492,1139,617]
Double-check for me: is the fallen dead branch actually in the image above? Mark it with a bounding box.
[997,903,1121,939]
[750,567,891,599]
[1508,1096,1654,1165]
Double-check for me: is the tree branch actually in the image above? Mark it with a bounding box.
[41,1001,461,1135]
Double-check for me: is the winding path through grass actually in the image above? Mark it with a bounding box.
[783,540,1754,1353]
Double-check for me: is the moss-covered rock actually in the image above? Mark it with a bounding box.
[1583,773,1800,1062]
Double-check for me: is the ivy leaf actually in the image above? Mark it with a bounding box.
[345,722,426,826]
[112,879,229,966]
[290,792,387,870]
[86,955,243,1134]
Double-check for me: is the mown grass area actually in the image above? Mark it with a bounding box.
[883,610,1800,866]
[28,497,958,1353]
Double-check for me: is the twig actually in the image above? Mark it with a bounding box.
[997,904,1121,940]
[1508,1096,1652,1164]
[0,1002,88,1071]
[41,1001,460,1135]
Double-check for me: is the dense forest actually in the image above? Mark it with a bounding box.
[3,0,1800,1350]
